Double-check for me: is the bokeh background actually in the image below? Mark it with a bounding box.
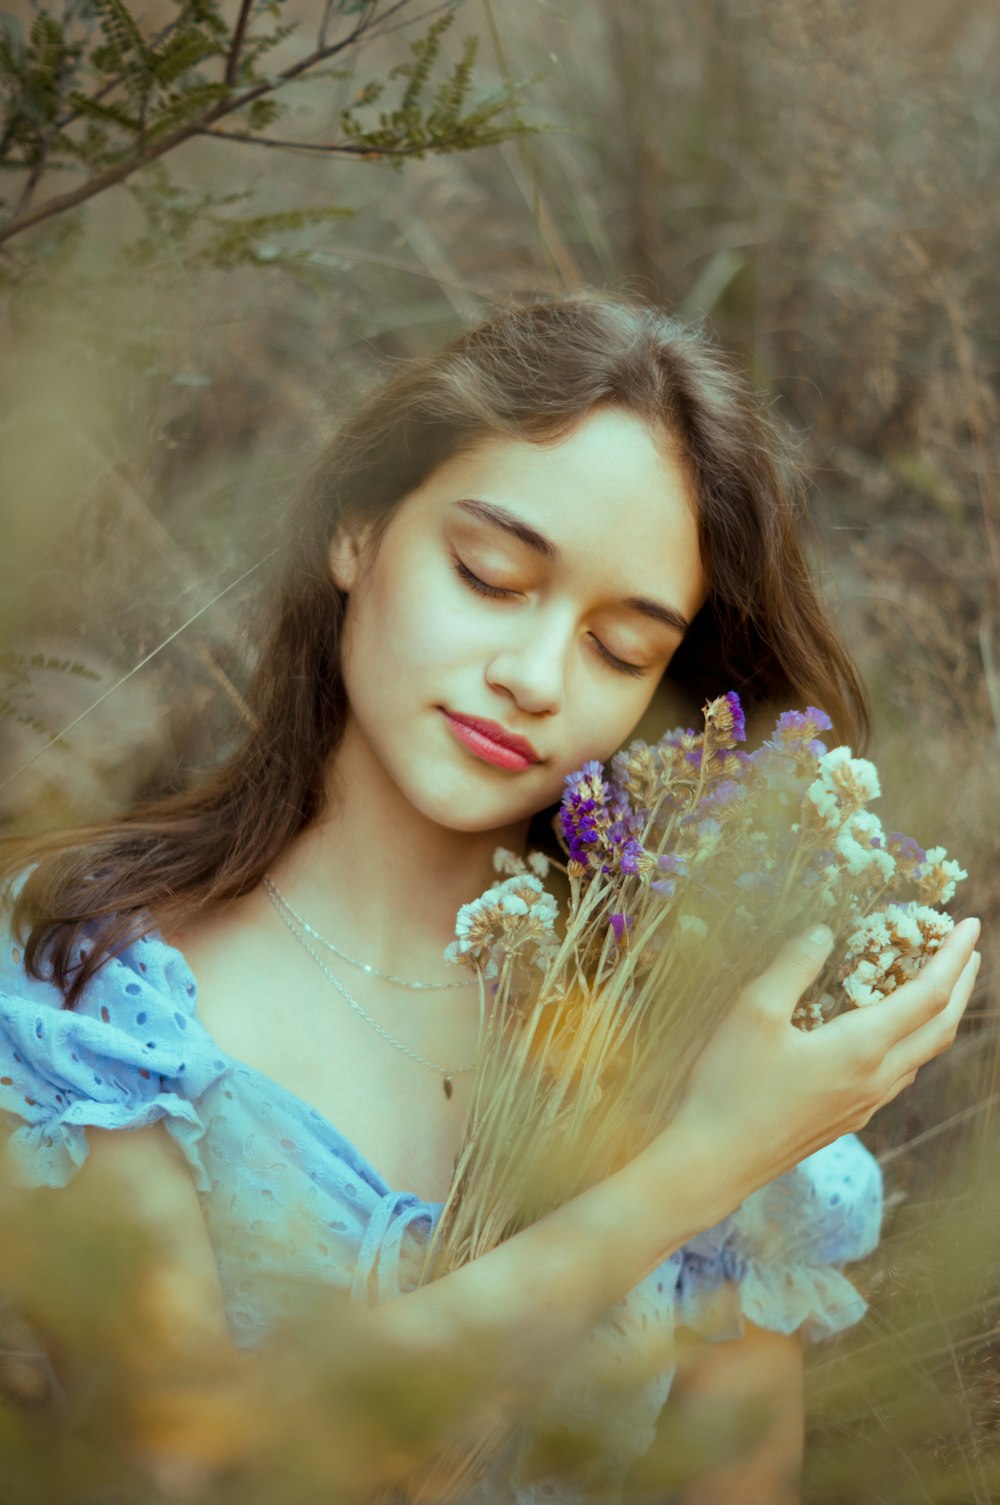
[1,1,999,1500]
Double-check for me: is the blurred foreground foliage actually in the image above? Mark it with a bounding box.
[3,1124,1000,1504]
[0,1151,491,1505]
[1,0,999,1499]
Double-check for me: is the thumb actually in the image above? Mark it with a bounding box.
[751,924,836,1017]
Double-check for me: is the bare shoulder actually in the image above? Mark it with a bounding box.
[78,1123,231,1347]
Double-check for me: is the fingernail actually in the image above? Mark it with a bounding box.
[808,924,833,951]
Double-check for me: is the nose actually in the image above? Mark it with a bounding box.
[485,608,570,717]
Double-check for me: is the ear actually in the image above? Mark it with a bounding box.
[328,521,372,594]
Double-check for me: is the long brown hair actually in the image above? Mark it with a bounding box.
[1,292,868,1006]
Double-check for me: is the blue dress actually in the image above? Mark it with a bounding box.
[0,901,883,1503]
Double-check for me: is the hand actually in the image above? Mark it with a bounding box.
[663,916,981,1208]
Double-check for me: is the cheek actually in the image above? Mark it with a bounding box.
[558,681,659,776]
[351,553,469,689]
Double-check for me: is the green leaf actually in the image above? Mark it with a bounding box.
[143,78,228,138]
[0,652,101,683]
[246,97,282,131]
[0,695,55,741]
[0,11,27,77]
[148,28,222,89]
[92,0,149,69]
[65,88,141,133]
[198,203,353,267]
[240,21,297,75]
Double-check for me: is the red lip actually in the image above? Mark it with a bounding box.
[444,711,541,764]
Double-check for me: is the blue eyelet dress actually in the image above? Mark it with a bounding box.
[0,899,883,1504]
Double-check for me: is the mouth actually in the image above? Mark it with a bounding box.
[442,710,542,771]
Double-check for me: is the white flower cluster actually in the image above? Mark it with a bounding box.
[918,846,968,906]
[840,902,954,1008]
[791,991,838,1032]
[805,746,881,829]
[445,873,560,980]
[492,847,552,879]
[833,810,896,884]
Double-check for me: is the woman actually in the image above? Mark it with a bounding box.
[0,294,981,1503]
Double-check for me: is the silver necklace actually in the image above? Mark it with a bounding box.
[263,875,475,991]
[263,878,478,1099]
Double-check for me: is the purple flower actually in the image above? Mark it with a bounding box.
[559,760,641,873]
[769,707,833,762]
[619,838,646,875]
[704,691,747,750]
[559,760,609,865]
[609,912,632,944]
[888,832,926,865]
[887,831,928,882]
[700,777,747,813]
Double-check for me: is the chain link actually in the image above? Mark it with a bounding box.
[263,874,475,990]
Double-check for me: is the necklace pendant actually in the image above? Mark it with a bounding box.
[443,1074,454,1100]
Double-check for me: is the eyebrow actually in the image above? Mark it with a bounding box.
[453,497,692,635]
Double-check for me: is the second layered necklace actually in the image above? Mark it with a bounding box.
[262,874,478,1099]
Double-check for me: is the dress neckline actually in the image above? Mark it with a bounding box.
[148,926,447,1213]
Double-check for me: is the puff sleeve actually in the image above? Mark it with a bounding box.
[676,1134,883,1343]
[0,917,229,1194]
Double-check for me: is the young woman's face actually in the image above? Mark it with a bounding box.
[330,406,707,835]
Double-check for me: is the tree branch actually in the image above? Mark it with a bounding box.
[0,2,413,251]
[13,0,75,219]
[197,127,423,157]
[318,0,339,51]
[224,0,255,89]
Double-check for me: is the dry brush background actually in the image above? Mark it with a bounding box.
[1,1,999,1500]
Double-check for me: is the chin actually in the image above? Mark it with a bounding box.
[401,772,543,836]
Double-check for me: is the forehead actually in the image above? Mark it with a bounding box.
[405,407,706,611]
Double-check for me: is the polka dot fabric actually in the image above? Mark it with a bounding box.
[0,897,883,1505]
[0,924,227,1192]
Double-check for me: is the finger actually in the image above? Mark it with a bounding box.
[882,950,981,1082]
[748,925,835,1017]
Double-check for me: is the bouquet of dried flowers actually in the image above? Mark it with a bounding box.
[423,694,967,1280]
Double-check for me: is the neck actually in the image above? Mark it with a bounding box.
[268,721,533,982]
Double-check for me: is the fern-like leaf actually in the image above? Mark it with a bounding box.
[392,11,453,120]
[0,653,102,684]
[91,0,149,70]
[65,89,141,134]
[246,97,282,131]
[0,696,56,742]
[198,203,353,267]
[144,79,229,139]
[148,28,222,90]
[0,11,27,82]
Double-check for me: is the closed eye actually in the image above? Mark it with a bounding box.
[454,557,514,601]
[452,558,650,680]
